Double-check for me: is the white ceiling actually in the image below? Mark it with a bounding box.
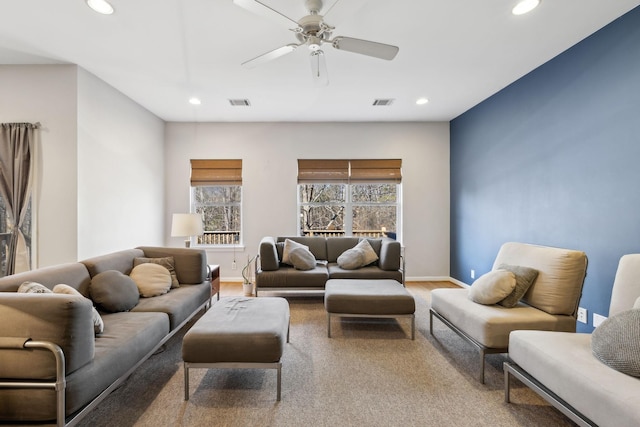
[1,0,638,122]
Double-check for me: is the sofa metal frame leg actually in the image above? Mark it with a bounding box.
[184,363,190,401]
[327,313,332,338]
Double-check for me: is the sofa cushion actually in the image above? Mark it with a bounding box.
[129,263,172,298]
[337,248,366,270]
[492,242,587,315]
[90,270,140,312]
[133,256,179,288]
[592,309,640,377]
[326,237,360,262]
[509,330,640,427]
[289,246,316,271]
[468,270,516,305]
[53,284,104,335]
[431,288,576,348]
[497,264,539,308]
[282,239,310,265]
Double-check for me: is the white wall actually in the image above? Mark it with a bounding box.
[165,122,450,281]
[77,69,165,259]
[1,65,165,266]
[0,65,79,267]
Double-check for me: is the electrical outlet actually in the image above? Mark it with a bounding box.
[470,269,475,279]
[231,261,237,270]
[577,307,587,324]
[593,313,607,328]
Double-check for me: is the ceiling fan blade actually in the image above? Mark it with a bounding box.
[331,36,399,60]
[241,44,299,68]
[233,0,299,28]
[310,50,329,86]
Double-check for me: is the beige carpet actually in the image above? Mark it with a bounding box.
[76,291,577,427]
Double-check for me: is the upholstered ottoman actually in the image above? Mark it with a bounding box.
[182,297,290,401]
[324,279,415,339]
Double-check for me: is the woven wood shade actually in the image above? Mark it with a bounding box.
[297,159,401,184]
[190,159,242,186]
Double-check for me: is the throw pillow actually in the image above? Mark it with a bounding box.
[497,264,539,308]
[53,284,104,335]
[288,247,316,271]
[634,297,640,309]
[129,263,172,298]
[592,309,640,377]
[337,248,366,270]
[89,270,140,312]
[355,239,379,266]
[468,270,517,305]
[282,239,310,265]
[17,281,52,293]
[133,256,179,288]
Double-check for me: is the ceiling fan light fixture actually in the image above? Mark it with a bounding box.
[512,0,540,16]
[86,0,114,15]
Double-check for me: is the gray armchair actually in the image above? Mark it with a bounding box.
[430,242,588,383]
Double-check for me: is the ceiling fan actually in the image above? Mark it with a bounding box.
[233,0,399,85]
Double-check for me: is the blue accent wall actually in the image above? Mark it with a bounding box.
[450,6,640,332]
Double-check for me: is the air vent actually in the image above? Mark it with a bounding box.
[372,99,394,106]
[228,99,251,106]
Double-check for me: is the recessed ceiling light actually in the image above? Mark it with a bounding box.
[189,97,201,105]
[416,97,429,105]
[512,0,540,15]
[86,0,114,15]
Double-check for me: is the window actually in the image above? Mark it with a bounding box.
[190,159,242,245]
[298,159,401,239]
[0,194,32,277]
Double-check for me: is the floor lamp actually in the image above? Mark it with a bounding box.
[171,213,203,248]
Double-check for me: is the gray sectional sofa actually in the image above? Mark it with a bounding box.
[0,246,212,426]
[255,236,403,295]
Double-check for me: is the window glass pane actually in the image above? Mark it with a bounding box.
[193,186,241,203]
[192,185,241,245]
[300,205,344,235]
[351,183,397,203]
[352,205,397,234]
[298,184,345,203]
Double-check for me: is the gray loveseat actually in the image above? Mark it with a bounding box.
[0,246,212,426]
[255,236,403,295]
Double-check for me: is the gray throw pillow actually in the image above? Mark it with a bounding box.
[337,248,366,270]
[497,264,539,308]
[468,270,516,305]
[288,247,316,271]
[89,270,140,313]
[592,309,640,377]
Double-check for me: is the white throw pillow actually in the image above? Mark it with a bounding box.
[354,239,379,266]
[634,296,640,309]
[289,246,316,270]
[53,284,104,335]
[468,270,517,305]
[337,248,366,270]
[282,239,310,265]
[130,263,172,298]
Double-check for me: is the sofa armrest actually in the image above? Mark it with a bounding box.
[137,246,207,284]
[0,293,95,378]
[258,236,280,271]
[379,239,402,271]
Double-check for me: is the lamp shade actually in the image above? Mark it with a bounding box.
[171,213,204,237]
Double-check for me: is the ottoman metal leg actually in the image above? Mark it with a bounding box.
[184,362,190,401]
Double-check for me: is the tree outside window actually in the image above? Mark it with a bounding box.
[191,185,241,245]
[0,194,31,277]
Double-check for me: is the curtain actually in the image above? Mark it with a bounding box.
[0,123,37,274]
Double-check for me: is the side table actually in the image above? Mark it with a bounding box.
[208,264,220,301]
